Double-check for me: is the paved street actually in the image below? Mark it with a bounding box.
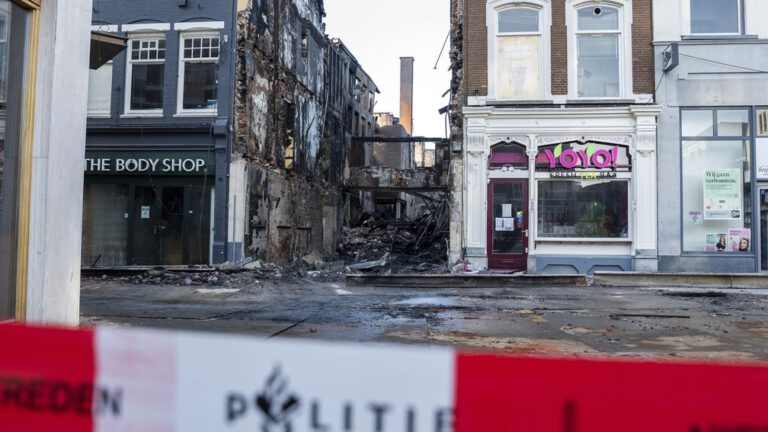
[81,277,768,361]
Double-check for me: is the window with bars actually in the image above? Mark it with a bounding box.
[127,36,166,112]
[178,34,219,112]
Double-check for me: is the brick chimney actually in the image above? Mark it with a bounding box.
[399,57,414,136]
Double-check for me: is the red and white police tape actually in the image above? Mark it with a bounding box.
[2,324,768,431]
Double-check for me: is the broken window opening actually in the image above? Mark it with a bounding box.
[284,102,296,170]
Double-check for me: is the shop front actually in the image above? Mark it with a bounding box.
[757,108,768,273]
[462,106,660,274]
[82,149,215,267]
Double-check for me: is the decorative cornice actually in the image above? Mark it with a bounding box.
[535,135,633,147]
[488,135,530,146]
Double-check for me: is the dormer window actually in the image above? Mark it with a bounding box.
[487,0,551,101]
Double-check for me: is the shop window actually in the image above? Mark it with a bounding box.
[681,108,752,253]
[491,3,546,100]
[1,0,29,318]
[87,61,113,117]
[690,0,743,35]
[489,142,528,170]
[575,4,621,98]
[125,35,166,114]
[178,33,219,113]
[538,180,629,238]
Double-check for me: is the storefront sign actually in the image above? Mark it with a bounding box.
[703,169,742,220]
[542,144,620,169]
[85,151,215,176]
[757,138,768,180]
[551,171,617,179]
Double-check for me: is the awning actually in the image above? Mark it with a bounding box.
[90,31,127,70]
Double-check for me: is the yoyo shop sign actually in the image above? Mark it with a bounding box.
[543,143,621,169]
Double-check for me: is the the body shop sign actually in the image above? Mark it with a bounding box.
[85,151,214,176]
[541,143,623,170]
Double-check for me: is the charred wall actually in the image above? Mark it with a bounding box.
[235,0,342,263]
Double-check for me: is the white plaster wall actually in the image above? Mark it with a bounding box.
[25,0,93,325]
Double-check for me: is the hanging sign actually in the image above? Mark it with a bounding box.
[703,169,742,220]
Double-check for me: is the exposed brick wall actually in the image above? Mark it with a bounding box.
[632,0,655,95]
[462,0,655,103]
[551,0,567,95]
[464,0,488,99]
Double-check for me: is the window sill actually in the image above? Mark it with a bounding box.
[681,252,756,257]
[87,113,111,119]
[174,111,217,118]
[486,99,555,106]
[535,238,632,244]
[121,112,163,119]
[682,34,758,41]
[565,99,637,104]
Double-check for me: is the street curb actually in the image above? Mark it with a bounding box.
[593,272,768,289]
[344,274,588,288]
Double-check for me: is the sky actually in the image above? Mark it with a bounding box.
[323,0,452,138]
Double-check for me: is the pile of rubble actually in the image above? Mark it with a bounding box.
[338,199,450,274]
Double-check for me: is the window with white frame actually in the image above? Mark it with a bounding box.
[87,61,113,116]
[494,5,543,100]
[690,0,743,35]
[126,35,166,113]
[178,33,219,113]
[575,5,621,98]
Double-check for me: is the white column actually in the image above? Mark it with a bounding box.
[464,127,488,267]
[25,0,93,324]
[631,107,662,272]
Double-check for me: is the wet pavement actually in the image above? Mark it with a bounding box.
[80,278,768,361]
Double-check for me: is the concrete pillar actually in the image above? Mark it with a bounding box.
[25,0,93,325]
[399,57,414,136]
[631,106,662,272]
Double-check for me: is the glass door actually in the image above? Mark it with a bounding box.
[487,179,529,271]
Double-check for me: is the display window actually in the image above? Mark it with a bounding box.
[681,108,753,253]
[538,180,629,239]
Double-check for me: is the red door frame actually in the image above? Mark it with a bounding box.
[487,178,529,271]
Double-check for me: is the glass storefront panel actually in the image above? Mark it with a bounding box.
[538,180,629,239]
[681,138,752,253]
[0,0,27,319]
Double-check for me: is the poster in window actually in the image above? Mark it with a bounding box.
[495,218,515,232]
[728,228,751,252]
[703,169,742,220]
[688,211,703,224]
[756,138,768,180]
[496,36,540,100]
[502,204,513,218]
[705,233,728,252]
